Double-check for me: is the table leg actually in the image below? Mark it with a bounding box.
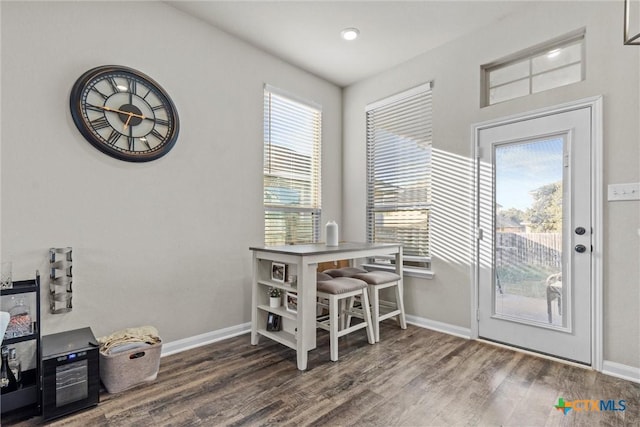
[295,261,317,370]
[251,252,260,345]
[395,246,407,329]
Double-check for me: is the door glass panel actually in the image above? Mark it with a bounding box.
[494,137,564,327]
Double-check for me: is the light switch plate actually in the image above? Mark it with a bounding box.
[608,182,640,201]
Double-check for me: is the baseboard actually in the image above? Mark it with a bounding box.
[160,322,251,357]
[405,314,471,339]
[602,360,640,384]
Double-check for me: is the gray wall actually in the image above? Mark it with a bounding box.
[343,1,640,368]
[0,1,342,342]
[2,0,638,371]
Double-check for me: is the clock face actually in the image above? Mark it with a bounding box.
[70,65,179,162]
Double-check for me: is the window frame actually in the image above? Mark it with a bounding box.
[481,29,586,107]
[263,84,322,246]
[365,82,433,279]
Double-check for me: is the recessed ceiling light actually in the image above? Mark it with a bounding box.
[341,28,360,41]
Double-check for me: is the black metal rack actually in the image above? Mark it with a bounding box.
[1,272,41,416]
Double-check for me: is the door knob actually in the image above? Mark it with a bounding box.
[575,244,587,253]
[575,227,586,235]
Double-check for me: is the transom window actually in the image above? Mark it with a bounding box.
[482,31,585,106]
[263,85,322,246]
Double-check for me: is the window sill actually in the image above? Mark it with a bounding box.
[361,263,435,280]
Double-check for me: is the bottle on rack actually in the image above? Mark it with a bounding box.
[0,346,18,393]
[8,347,21,386]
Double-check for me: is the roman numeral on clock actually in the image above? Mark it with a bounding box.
[107,77,120,93]
[149,129,165,142]
[90,87,108,100]
[86,104,105,113]
[90,117,110,130]
[107,130,121,145]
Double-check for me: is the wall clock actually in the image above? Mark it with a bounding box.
[70,65,179,162]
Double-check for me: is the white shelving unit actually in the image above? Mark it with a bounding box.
[253,262,300,350]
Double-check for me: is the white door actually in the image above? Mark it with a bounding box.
[476,106,592,364]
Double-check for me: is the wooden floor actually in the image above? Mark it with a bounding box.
[4,323,639,426]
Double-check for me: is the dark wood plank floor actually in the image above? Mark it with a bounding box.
[3,323,639,426]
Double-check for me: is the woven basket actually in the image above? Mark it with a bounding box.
[99,341,162,394]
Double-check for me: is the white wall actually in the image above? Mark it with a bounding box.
[2,0,637,371]
[343,1,640,368]
[0,1,342,342]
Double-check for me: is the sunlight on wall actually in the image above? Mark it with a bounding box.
[478,157,494,269]
[430,148,474,266]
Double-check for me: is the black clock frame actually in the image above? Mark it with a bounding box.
[70,65,180,162]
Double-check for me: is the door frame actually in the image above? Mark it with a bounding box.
[470,96,603,370]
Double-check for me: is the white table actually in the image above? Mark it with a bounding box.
[249,242,402,370]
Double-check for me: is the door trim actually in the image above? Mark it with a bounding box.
[470,96,603,370]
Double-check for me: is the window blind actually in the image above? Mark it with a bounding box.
[366,82,432,267]
[264,85,322,246]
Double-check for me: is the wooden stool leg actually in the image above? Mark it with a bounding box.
[396,280,407,329]
[369,286,381,342]
[361,290,375,344]
[345,296,356,328]
[329,296,339,361]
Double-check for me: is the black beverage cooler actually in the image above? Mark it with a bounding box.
[41,327,100,421]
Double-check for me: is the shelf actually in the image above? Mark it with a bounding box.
[257,328,296,350]
[1,369,38,413]
[1,272,41,416]
[2,332,38,346]
[1,280,37,296]
[2,385,37,414]
[257,305,296,321]
[257,280,297,293]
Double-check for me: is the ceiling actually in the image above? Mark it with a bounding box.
[167,1,531,87]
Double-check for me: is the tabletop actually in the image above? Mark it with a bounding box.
[249,242,400,256]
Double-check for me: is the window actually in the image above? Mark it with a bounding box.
[264,85,321,246]
[482,31,585,106]
[366,82,432,273]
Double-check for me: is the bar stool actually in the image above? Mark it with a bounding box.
[316,273,375,361]
[324,268,407,342]
[354,271,406,342]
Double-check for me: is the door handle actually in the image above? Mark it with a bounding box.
[575,244,587,253]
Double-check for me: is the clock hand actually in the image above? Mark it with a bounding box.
[123,114,133,130]
[97,105,146,119]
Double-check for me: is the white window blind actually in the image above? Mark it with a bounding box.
[264,85,321,246]
[366,82,432,269]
